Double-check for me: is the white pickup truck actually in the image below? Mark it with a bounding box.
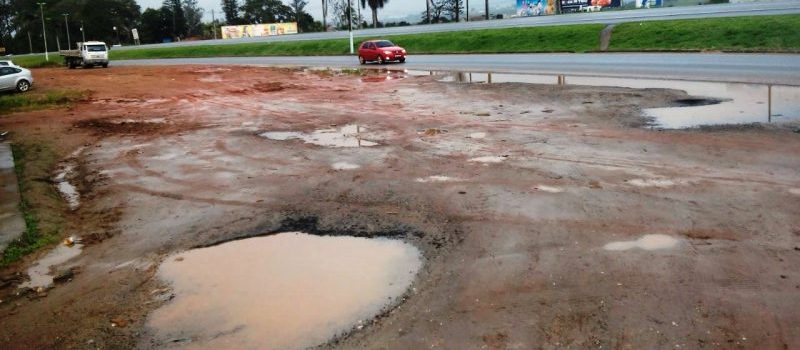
[59,41,109,69]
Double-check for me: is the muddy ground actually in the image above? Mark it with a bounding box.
[0,66,799,349]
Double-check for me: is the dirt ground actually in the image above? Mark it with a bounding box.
[0,65,799,349]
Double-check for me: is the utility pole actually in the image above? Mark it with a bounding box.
[80,21,85,42]
[38,2,49,61]
[347,0,353,54]
[466,0,469,22]
[28,32,33,53]
[211,9,217,40]
[63,13,71,49]
[485,0,489,20]
[426,0,431,24]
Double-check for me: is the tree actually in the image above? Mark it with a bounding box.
[221,0,242,24]
[241,0,291,24]
[443,0,462,22]
[287,0,307,31]
[139,7,170,43]
[183,0,204,37]
[359,0,388,28]
[330,0,358,30]
[419,0,448,24]
[162,0,186,39]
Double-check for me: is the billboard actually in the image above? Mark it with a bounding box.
[221,23,298,39]
[560,0,621,11]
[517,0,557,16]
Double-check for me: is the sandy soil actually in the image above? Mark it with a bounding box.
[0,66,799,349]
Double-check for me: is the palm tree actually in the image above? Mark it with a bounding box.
[360,0,389,28]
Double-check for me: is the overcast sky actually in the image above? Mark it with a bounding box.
[135,0,514,22]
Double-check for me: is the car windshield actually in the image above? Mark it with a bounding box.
[375,41,395,48]
[87,45,106,52]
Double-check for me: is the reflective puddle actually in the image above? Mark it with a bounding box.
[147,232,422,349]
[20,241,82,289]
[603,234,680,251]
[434,71,800,129]
[259,124,378,148]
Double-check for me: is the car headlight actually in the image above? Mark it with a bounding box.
[384,50,392,54]
[402,49,406,53]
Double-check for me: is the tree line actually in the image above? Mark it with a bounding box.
[0,0,486,54]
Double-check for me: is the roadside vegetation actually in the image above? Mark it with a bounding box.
[2,142,65,266]
[610,14,800,52]
[9,14,800,68]
[0,90,86,115]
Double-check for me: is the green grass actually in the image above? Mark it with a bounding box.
[6,55,63,68]
[8,14,800,67]
[0,90,86,115]
[610,14,800,52]
[1,142,64,266]
[108,24,605,60]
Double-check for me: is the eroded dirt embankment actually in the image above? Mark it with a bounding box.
[0,66,798,349]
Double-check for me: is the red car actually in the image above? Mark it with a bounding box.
[358,40,407,65]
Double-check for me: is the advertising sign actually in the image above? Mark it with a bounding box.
[560,0,620,11]
[131,28,139,40]
[517,0,557,16]
[221,23,298,39]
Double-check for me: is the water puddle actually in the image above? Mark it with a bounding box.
[259,124,378,148]
[533,185,564,193]
[147,232,422,349]
[469,155,509,164]
[603,234,680,251]
[789,188,800,196]
[415,175,462,183]
[54,147,84,210]
[331,161,361,170]
[467,132,487,139]
[627,178,678,188]
[433,71,800,129]
[20,240,83,290]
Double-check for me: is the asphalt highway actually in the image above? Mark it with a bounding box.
[114,0,800,51]
[114,53,800,85]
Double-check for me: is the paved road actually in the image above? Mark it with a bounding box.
[114,53,800,85]
[0,142,25,253]
[115,0,800,51]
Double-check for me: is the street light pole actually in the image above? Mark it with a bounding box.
[114,26,120,46]
[347,0,353,54]
[80,20,85,42]
[38,2,49,61]
[211,9,217,40]
[63,13,71,49]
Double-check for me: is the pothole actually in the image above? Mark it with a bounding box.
[147,232,422,349]
[259,124,378,148]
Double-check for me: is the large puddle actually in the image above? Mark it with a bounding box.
[147,232,422,349]
[20,240,82,290]
[259,124,378,148]
[425,70,800,129]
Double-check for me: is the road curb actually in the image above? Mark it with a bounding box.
[0,142,26,254]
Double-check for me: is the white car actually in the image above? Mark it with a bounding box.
[0,60,19,67]
[0,66,34,92]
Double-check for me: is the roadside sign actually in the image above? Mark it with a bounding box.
[131,29,139,40]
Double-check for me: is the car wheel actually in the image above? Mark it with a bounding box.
[16,80,30,93]
[102,63,109,68]
[358,56,365,65]
[376,55,384,65]
[399,58,406,63]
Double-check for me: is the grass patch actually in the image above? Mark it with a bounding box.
[610,14,800,52]
[109,24,606,61]
[1,142,64,266]
[6,55,63,68]
[0,90,86,115]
